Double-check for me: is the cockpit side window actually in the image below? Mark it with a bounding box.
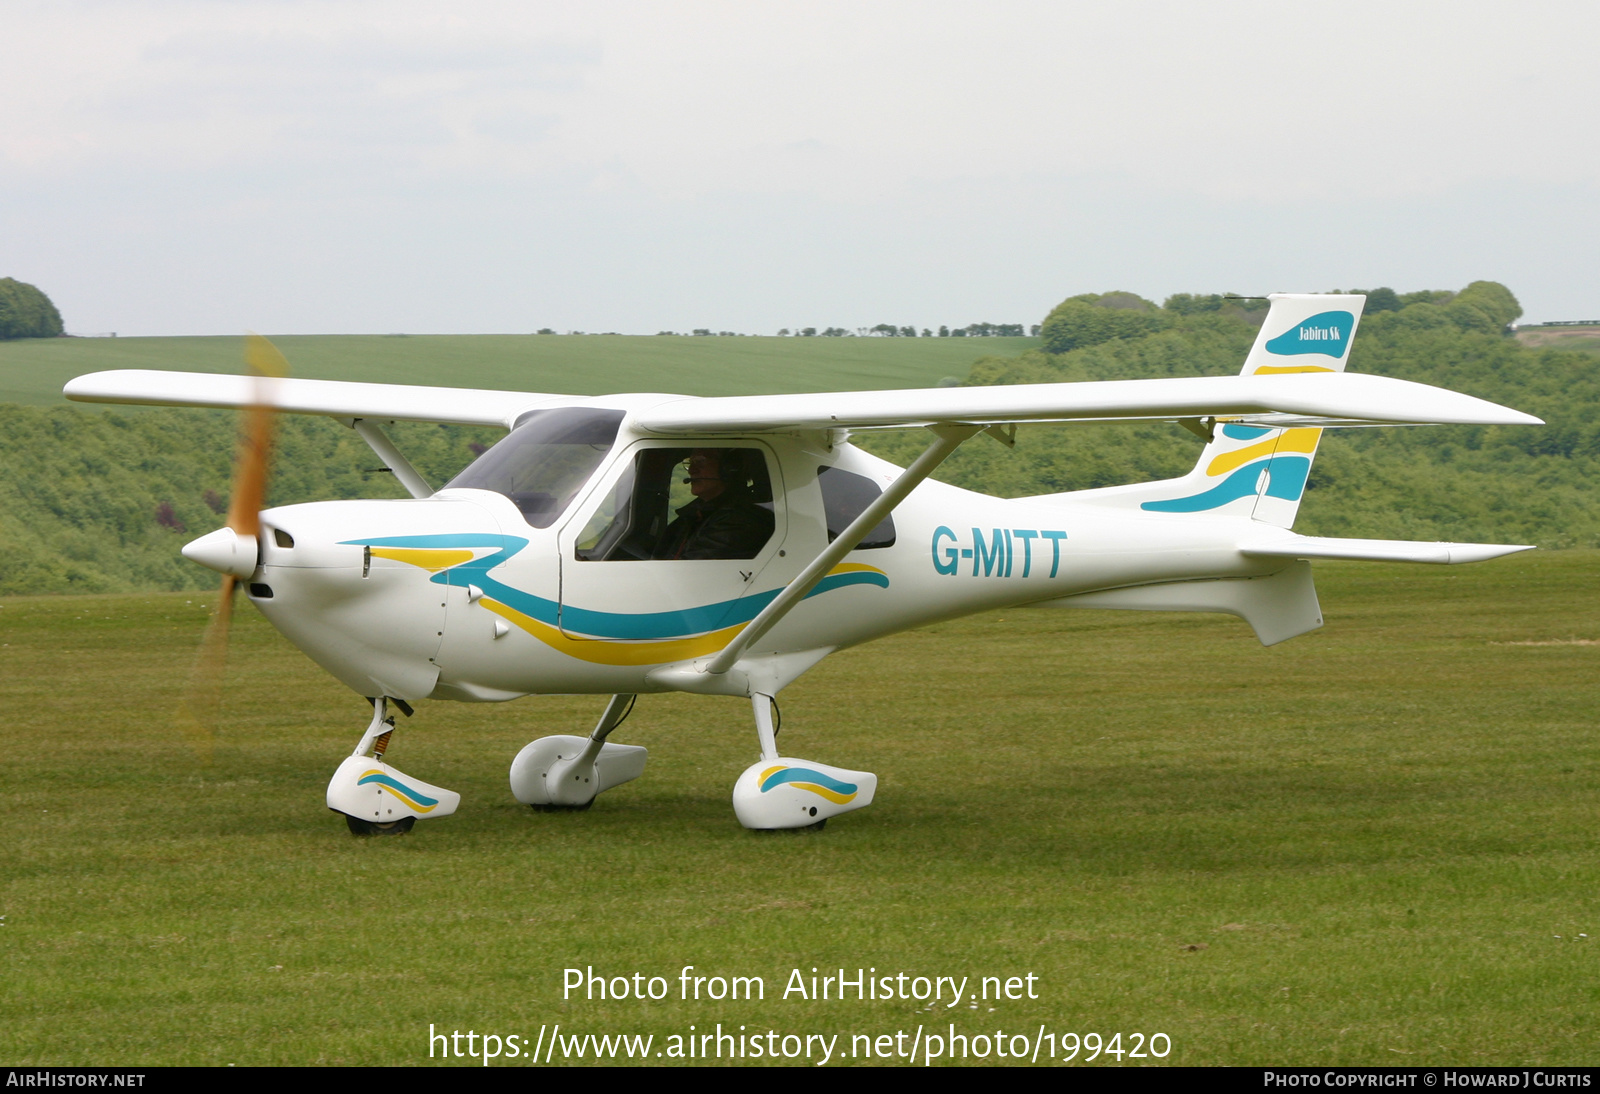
[444,408,625,527]
[817,465,895,549]
[576,447,775,561]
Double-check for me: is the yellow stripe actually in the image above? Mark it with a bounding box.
[480,599,746,666]
[1252,364,1336,375]
[1206,427,1322,477]
[827,562,886,576]
[360,769,438,813]
[755,767,858,805]
[369,547,476,572]
[478,566,884,667]
[790,782,857,804]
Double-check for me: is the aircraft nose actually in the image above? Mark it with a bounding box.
[182,527,259,578]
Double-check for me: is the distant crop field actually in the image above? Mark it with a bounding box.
[1515,326,1600,354]
[0,333,1039,407]
[3,551,1597,1066]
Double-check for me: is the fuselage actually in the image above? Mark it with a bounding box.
[244,404,1282,704]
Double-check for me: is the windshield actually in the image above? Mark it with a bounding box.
[445,408,626,527]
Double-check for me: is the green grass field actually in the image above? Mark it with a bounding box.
[3,551,1597,1066]
[0,334,1038,406]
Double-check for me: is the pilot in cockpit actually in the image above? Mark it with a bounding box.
[653,448,775,560]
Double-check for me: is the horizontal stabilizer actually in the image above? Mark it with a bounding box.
[1040,562,1322,646]
[1240,536,1535,565]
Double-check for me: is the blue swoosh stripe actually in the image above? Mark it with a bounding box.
[1140,456,1312,513]
[343,534,888,641]
[356,772,440,807]
[760,767,858,795]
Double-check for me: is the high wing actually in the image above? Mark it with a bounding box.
[634,373,1541,433]
[65,368,1541,431]
[63,369,569,428]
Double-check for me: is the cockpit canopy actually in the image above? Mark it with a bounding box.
[444,408,625,526]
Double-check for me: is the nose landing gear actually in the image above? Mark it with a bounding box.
[327,697,460,835]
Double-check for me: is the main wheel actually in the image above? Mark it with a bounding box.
[752,818,826,833]
[344,814,416,836]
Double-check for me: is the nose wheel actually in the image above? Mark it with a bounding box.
[345,815,416,837]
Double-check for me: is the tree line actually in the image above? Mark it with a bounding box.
[643,325,1038,337]
[776,323,1037,338]
[0,278,64,340]
[1039,285,1517,355]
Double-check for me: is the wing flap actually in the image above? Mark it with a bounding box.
[635,372,1541,434]
[63,369,566,428]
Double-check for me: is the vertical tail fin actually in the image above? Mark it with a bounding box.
[1140,293,1366,527]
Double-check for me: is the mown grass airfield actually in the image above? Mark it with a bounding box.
[4,555,1596,1065]
[3,314,1597,1065]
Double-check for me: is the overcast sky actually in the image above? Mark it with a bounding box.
[4,0,1598,335]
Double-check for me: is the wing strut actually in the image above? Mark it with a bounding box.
[705,423,980,676]
[349,419,434,499]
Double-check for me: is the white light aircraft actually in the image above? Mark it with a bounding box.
[65,294,1541,835]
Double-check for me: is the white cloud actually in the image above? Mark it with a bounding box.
[3,0,1598,333]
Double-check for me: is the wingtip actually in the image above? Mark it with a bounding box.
[63,369,158,403]
[61,372,99,401]
[1486,409,1544,427]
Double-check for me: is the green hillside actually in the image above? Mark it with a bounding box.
[0,332,1036,407]
[1,282,1594,596]
[0,333,1033,594]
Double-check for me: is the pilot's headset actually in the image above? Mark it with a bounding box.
[716,449,756,492]
[684,449,753,490]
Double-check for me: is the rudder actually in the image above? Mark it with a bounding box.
[1139,293,1366,528]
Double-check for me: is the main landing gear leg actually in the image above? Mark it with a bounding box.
[326,696,460,836]
[509,694,648,809]
[731,693,877,830]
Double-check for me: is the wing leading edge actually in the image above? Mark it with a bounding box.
[65,368,1541,434]
[63,369,568,428]
[635,372,1541,433]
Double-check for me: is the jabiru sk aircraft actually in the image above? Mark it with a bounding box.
[64,294,1542,834]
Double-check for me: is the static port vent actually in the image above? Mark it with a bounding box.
[273,528,294,548]
[249,583,274,599]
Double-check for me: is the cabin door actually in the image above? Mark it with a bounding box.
[556,441,793,662]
